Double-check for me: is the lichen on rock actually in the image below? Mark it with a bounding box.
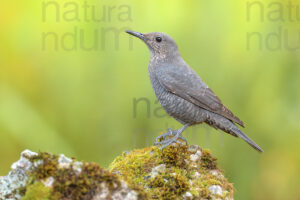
[0,144,234,200]
[109,144,234,200]
[0,150,146,200]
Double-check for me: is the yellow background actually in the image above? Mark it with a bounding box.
[0,0,300,199]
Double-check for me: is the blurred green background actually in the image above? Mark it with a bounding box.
[1,0,300,199]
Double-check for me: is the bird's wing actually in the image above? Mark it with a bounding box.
[155,64,244,127]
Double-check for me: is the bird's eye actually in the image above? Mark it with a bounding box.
[155,37,162,42]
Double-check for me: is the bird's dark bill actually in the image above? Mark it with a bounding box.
[125,30,146,41]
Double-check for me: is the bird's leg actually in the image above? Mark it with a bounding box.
[155,124,189,148]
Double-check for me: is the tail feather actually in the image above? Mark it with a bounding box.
[232,126,264,153]
[206,114,263,153]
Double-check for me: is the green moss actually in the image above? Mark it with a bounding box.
[29,152,59,180]
[199,187,212,200]
[110,144,234,199]
[149,173,189,200]
[22,182,52,200]
[160,145,188,167]
[50,162,117,199]
[23,152,148,200]
[19,144,233,199]
[109,146,160,187]
[200,150,217,169]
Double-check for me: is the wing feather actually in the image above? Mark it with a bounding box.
[155,65,245,127]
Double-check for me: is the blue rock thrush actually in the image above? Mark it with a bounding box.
[126,30,263,152]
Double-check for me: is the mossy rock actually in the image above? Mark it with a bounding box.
[0,150,147,200]
[0,144,234,200]
[109,144,234,200]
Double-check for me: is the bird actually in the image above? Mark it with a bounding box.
[126,30,263,153]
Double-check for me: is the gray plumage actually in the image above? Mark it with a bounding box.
[126,30,263,153]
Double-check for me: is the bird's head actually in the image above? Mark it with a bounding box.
[126,30,179,58]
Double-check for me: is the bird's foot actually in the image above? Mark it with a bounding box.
[155,128,174,142]
[154,129,188,149]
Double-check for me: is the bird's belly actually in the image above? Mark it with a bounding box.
[156,89,207,125]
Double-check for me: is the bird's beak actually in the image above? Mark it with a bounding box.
[125,30,146,41]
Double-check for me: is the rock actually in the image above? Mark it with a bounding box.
[150,164,166,178]
[0,150,146,200]
[0,144,234,200]
[190,150,202,162]
[0,150,37,200]
[209,185,223,196]
[110,144,234,200]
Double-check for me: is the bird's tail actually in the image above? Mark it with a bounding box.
[231,126,264,153]
[207,115,263,153]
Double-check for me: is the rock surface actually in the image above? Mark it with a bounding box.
[0,144,234,200]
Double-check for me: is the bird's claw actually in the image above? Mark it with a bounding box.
[154,129,188,149]
[155,128,174,143]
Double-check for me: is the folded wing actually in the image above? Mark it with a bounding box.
[155,64,244,127]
